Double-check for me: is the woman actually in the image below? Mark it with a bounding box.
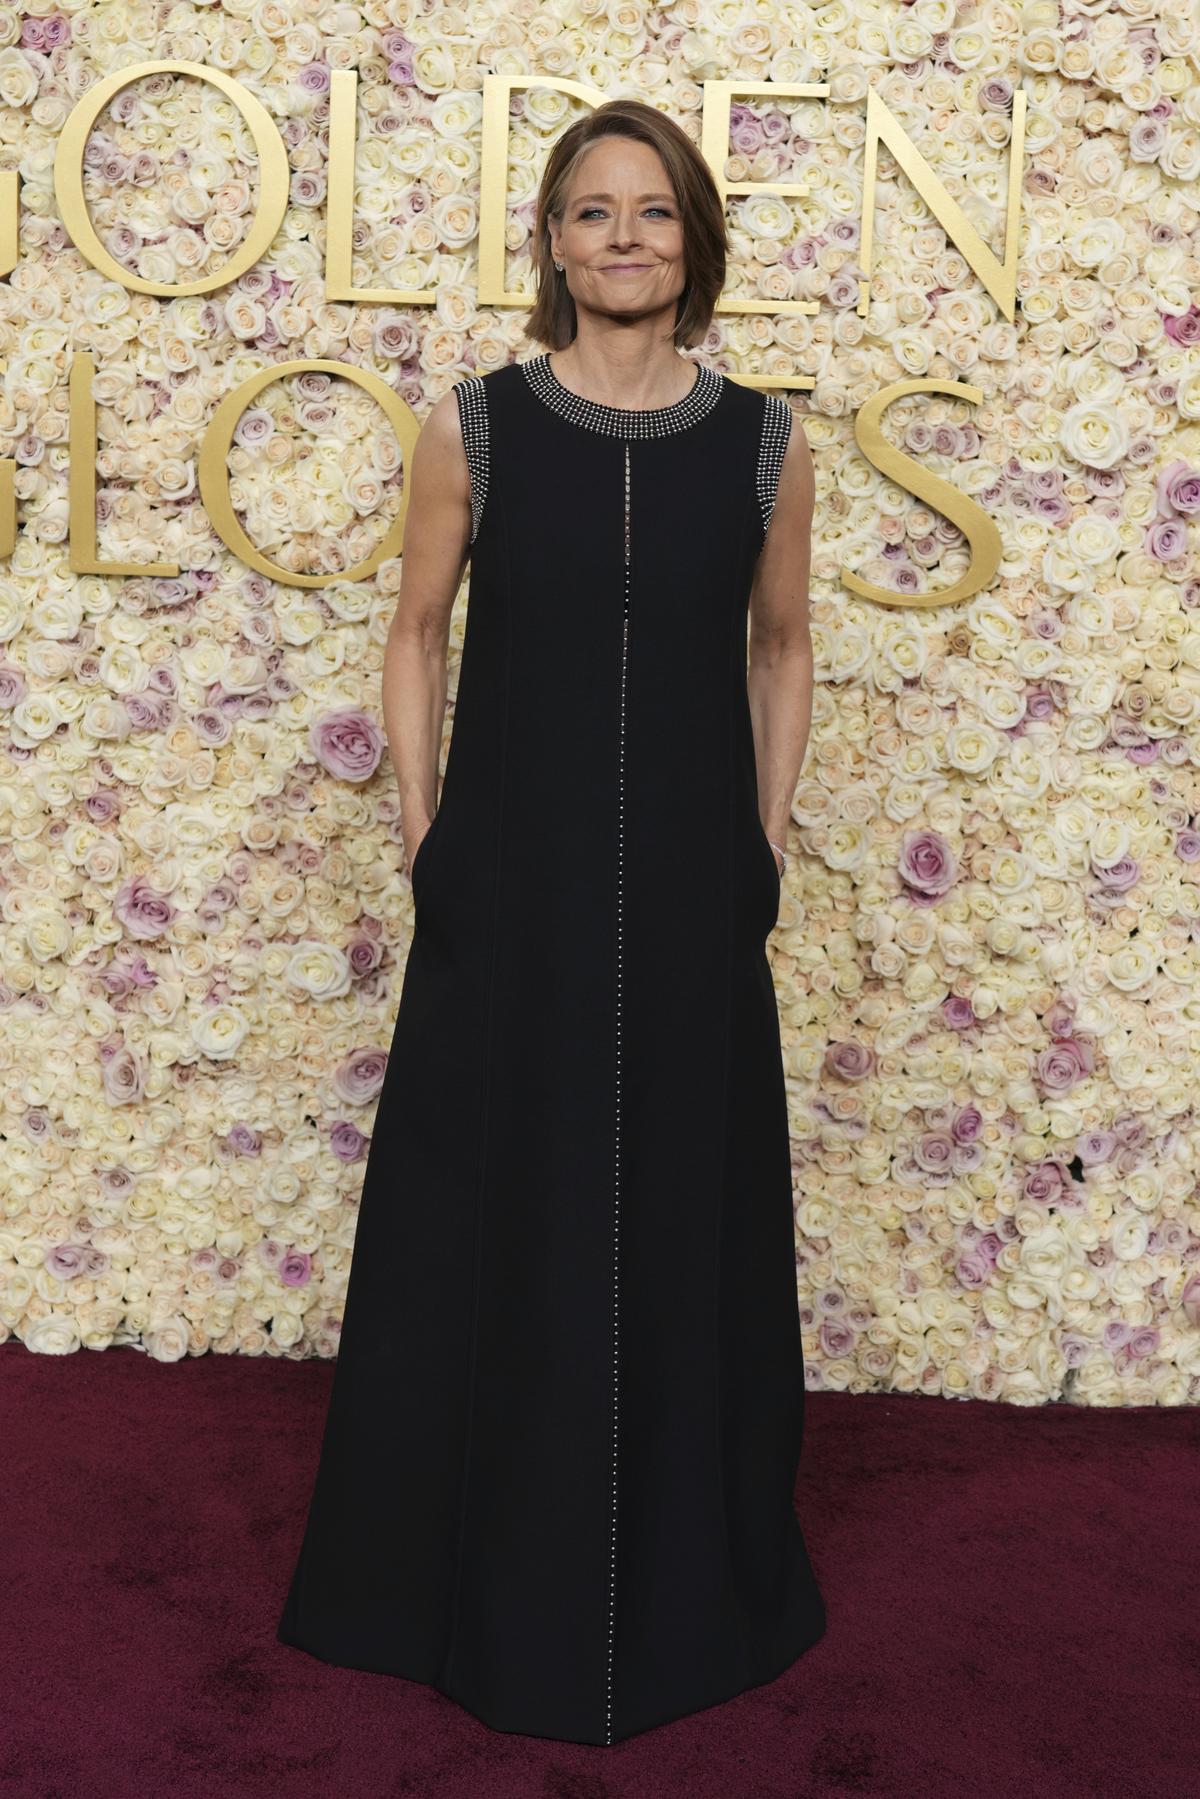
[277,96,824,1746]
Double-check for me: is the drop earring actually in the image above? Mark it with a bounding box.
[554,262,564,272]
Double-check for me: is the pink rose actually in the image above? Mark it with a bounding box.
[823,1040,875,1081]
[332,1047,388,1104]
[101,1043,145,1106]
[955,1251,991,1289]
[915,1131,955,1175]
[113,874,176,941]
[1145,518,1187,561]
[1182,1274,1200,1329]
[280,1251,312,1287]
[331,1120,370,1162]
[1024,1159,1068,1204]
[1076,1128,1116,1165]
[1163,306,1200,345]
[1044,998,1077,1037]
[819,1319,855,1357]
[953,1104,982,1143]
[1155,458,1200,516]
[1036,1036,1094,1094]
[309,708,385,783]
[1092,856,1140,890]
[898,829,958,901]
[45,1245,85,1279]
[347,937,383,978]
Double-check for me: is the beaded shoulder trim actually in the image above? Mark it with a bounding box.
[757,393,793,538]
[454,375,489,544]
[521,352,723,438]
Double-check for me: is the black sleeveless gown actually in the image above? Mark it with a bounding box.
[276,351,826,1745]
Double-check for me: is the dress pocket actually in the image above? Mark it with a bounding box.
[758,821,782,932]
[410,809,443,903]
[759,821,782,883]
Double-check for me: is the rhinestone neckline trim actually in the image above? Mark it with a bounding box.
[522,351,723,437]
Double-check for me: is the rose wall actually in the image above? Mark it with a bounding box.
[1,0,1199,1403]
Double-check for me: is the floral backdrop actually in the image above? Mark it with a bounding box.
[1,0,1199,1404]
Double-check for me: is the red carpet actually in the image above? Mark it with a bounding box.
[2,1339,1194,1798]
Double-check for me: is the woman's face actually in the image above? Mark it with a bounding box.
[549,135,687,326]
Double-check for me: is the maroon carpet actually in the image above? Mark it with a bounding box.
[2,1339,1194,1799]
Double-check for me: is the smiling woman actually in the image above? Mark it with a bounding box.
[525,100,729,379]
[277,96,822,1749]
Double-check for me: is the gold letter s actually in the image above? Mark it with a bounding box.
[843,380,1001,609]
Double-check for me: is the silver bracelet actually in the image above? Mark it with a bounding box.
[768,839,787,877]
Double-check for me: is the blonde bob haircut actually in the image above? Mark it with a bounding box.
[524,98,729,354]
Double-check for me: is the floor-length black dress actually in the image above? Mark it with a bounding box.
[276,351,826,1745]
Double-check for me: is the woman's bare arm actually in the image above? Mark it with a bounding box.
[747,410,816,872]
[382,388,473,875]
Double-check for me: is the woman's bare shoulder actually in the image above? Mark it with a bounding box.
[421,387,466,445]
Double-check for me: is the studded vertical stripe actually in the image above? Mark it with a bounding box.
[454,374,490,543]
[605,438,632,1743]
[756,393,792,536]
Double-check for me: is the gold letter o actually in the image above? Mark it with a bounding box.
[198,359,419,587]
[55,60,289,298]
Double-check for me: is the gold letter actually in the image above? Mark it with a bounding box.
[70,352,178,575]
[858,88,1026,320]
[198,359,419,587]
[0,457,13,561]
[843,380,1001,608]
[0,170,17,279]
[326,70,436,304]
[700,81,828,318]
[55,61,289,297]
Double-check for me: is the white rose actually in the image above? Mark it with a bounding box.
[25,1314,81,1354]
[413,44,456,93]
[1105,943,1157,992]
[1066,512,1120,568]
[31,592,83,639]
[25,909,72,964]
[1065,217,1124,268]
[192,1004,250,1061]
[1089,819,1130,865]
[145,1317,190,1362]
[285,940,352,1001]
[825,821,869,872]
[271,1309,304,1349]
[431,92,481,139]
[879,623,928,683]
[11,692,62,743]
[0,47,38,108]
[1059,402,1130,469]
[945,722,1001,774]
[277,596,324,645]
[1110,1214,1150,1261]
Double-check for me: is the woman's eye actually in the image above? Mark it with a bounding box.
[578,206,673,219]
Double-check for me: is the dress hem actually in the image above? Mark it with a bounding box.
[274,1605,827,1747]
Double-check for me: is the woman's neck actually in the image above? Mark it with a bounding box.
[548,330,694,411]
